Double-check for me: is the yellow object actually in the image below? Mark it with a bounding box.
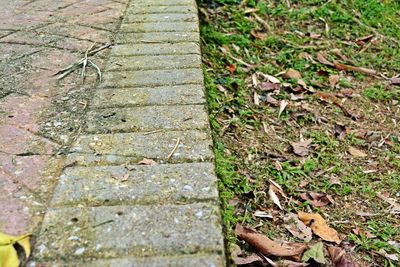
[0,232,31,267]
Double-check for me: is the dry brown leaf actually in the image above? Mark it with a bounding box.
[269,184,283,210]
[235,224,308,257]
[259,82,281,91]
[377,249,399,262]
[234,253,265,266]
[300,192,334,207]
[334,124,347,141]
[254,210,273,219]
[377,192,400,214]
[291,139,312,157]
[328,246,356,267]
[266,94,279,106]
[317,52,334,66]
[348,146,367,158]
[329,75,340,86]
[298,212,341,244]
[284,213,312,242]
[278,100,288,118]
[251,29,267,40]
[254,92,260,106]
[390,77,400,86]
[138,158,157,165]
[259,72,281,84]
[333,61,377,76]
[283,69,302,80]
[231,244,265,266]
[279,260,309,267]
[356,34,374,43]
[352,228,376,239]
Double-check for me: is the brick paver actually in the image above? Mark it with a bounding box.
[28,0,226,265]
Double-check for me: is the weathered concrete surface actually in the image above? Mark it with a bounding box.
[86,105,209,133]
[24,0,226,264]
[38,255,225,267]
[115,32,199,44]
[51,163,219,206]
[91,85,206,108]
[67,130,214,166]
[105,54,201,71]
[34,204,224,260]
[111,43,200,56]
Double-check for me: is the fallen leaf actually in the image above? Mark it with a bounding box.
[291,139,312,157]
[328,246,356,267]
[329,175,341,185]
[234,253,265,266]
[284,213,313,242]
[302,242,326,264]
[390,77,400,86]
[259,72,281,84]
[309,33,321,39]
[283,69,302,80]
[352,228,376,239]
[254,210,273,219]
[377,192,400,215]
[333,61,377,76]
[254,92,260,106]
[377,249,398,262]
[315,91,356,120]
[329,75,340,86]
[138,158,157,165]
[348,146,367,158]
[235,224,308,257]
[227,64,236,74]
[388,241,400,249]
[278,100,288,118]
[334,124,347,140]
[279,260,309,267]
[0,232,31,267]
[259,82,281,91]
[251,29,267,40]
[299,180,310,188]
[340,89,356,98]
[266,94,279,106]
[269,184,283,210]
[331,49,353,64]
[356,34,374,43]
[300,192,334,207]
[298,212,341,244]
[317,52,334,66]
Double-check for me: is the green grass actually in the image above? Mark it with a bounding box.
[200,0,400,265]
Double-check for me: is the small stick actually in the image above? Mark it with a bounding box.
[142,129,164,135]
[166,138,181,160]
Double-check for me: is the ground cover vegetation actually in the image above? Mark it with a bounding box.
[199,0,400,265]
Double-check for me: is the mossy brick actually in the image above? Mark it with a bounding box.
[105,54,201,71]
[110,43,200,57]
[123,13,198,23]
[115,32,199,44]
[51,163,218,206]
[120,22,198,33]
[34,255,225,267]
[33,203,224,261]
[101,69,203,88]
[68,130,213,166]
[126,5,197,15]
[85,105,209,133]
[91,85,206,108]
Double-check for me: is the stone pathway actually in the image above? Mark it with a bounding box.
[30,0,226,265]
